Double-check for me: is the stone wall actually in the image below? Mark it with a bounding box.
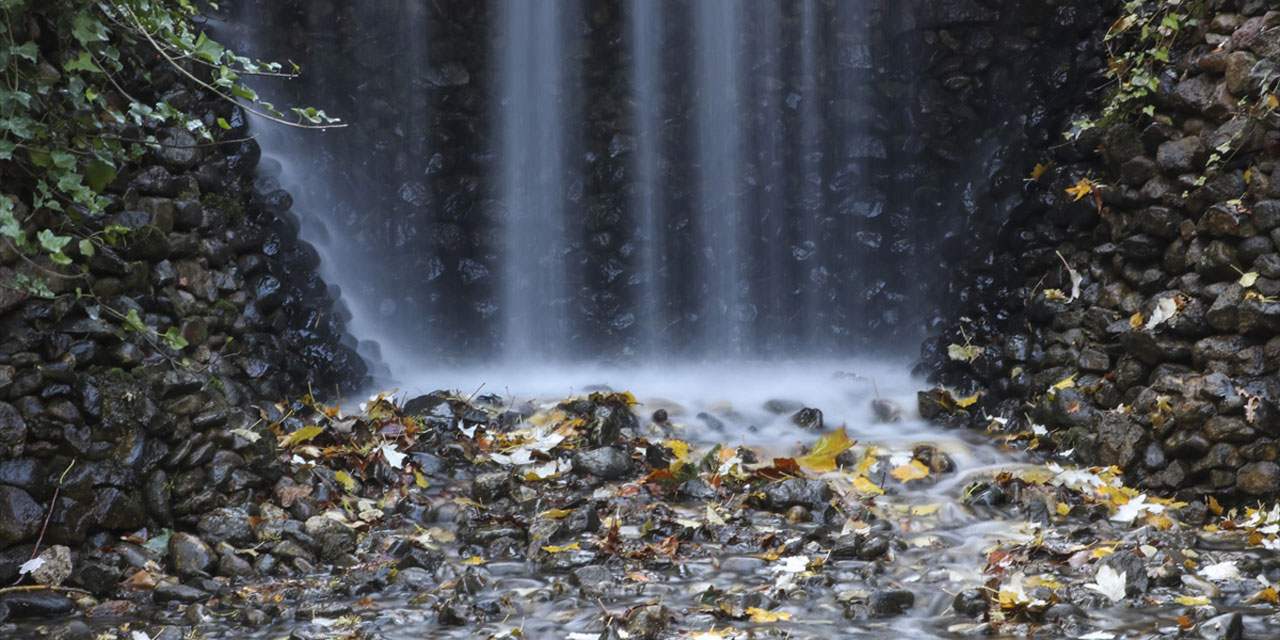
[0,50,366,564]
[922,2,1280,501]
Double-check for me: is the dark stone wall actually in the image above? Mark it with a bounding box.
[0,47,366,561]
[922,2,1280,501]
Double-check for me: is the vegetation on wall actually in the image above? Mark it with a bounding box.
[0,0,336,349]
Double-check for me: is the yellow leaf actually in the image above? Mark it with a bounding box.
[1052,375,1077,391]
[462,556,487,565]
[955,392,982,408]
[453,497,484,509]
[890,460,930,482]
[539,509,572,519]
[1092,546,1116,558]
[1056,502,1071,516]
[1245,587,1279,604]
[1240,271,1259,288]
[1245,168,1253,185]
[1266,94,1279,109]
[413,470,430,489]
[282,425,323,447]
[1066,178,1094,202]
[947,343,984,363]
[797,427,854,473]
[1174,595,1210,606]
[663,439,692,462]
[1030,162,1051,180]
[1129,312,1144,329]
[1207,496,1223,516]
[745,607,791,623]
[1107,14,1136,38]
[541,542,581,554]
[1043,288,1069,301]
[334,470,356,493]
[909,504,941,516]
[853,476,884,495]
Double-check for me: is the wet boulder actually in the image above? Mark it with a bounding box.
[572,447,632,480]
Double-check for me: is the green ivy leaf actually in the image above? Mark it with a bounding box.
[72,13,110,45]
[63,52,102,73]
[162,326,189,350]
[85,160,116,193]
[37,229,71,254]
[9,41,37,62]
[78,239,95,257]
[122,308,148,334]
[0,139,16,160]
[216,117,231,130]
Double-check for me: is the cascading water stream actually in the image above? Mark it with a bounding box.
[497,0,578,361]
[630,0,664,357]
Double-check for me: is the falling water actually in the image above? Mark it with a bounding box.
[497,0,577,360]
[630,0,663,357]
[693,0,744,355]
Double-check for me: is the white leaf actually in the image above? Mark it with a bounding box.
[230,427,261,443]
[1084,564,1127,602]
[1143,297,1178,330]
[1077,632,1116,640]
[18,557,45,575]
[1199,561,1240,582]
[772,555,809,574]
[380,443,406,469]
[1110,494,1164,523]
[132,632,152,640]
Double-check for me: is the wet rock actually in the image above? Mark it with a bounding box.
[569,564,614,597]
[1157,136,1202,174]
[0,590,74,617]
[624,604,670,640]
[573,447,632,480]
[1236,461,1280,495]
[791,407,823,431]
[389,566,434,590]
[303,515,356,562]
[870,589,914,617]
[31,545,72,586]
[45,620,93,640]
[168,532,215,578]
[760,477,831,510]
[0,486,42,547]
[1197,611,1242,640]
[197,508,254,546]
[953,588,987,617]
[1101,550,1149,595]
[153,582,209,603]
[471,472,510,504]
[1095,414,1146,470]
[0,401,26,445]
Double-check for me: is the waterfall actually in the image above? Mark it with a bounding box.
[693,0,744,355]
[630,0,664,357]
[221,0,922,369]
[496,0,579,361]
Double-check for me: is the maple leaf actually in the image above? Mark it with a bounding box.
[1085,564,1126,601]
[1066,177,1095,201]
[796,427,854,473]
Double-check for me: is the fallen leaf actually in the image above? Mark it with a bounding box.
[890,460,930,482]
[541,542,581,554]
[1200,561,1240,581]
[18,557,45,575]
[1174,595,1210,606]
[462,556,487,565]
[1085,564,1126,602]
[1240,271,1259,288]
[947,343,984,363]
[539,509,573,519]
[413,469,430,489]
[281,425,323,447]
[954,392,981,408]
[1066,177,1095,201]
[1144,296,1178,330]
[1244,586,1279,604]
[380,443,406,469]
[1030,162,1051,180]
[852,476,884,495]
[334,470,356,493]
[797,427,854,473]
[745,607,791,623]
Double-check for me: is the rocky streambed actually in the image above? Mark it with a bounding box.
[2,368,1276,640]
